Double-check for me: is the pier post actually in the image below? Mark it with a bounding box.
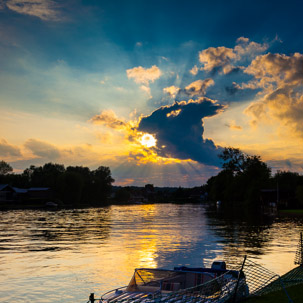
[89,293,95,303]
[232,255,247,303]
[294,232,303,266]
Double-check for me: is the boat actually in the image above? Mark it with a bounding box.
[45,201,58,208]
[91,261,249,303]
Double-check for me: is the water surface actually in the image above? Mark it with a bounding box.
[0,204,302,302]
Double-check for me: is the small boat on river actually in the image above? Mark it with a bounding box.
[92,261,249,303]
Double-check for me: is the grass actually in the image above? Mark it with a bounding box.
[244,283,303,303]
[279,209,303,215]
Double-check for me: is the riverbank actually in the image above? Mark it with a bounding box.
[279,209,303,216]
[245,283,303,303]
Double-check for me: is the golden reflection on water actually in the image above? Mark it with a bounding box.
[0,204,302,303]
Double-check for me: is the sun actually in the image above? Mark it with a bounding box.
[140,134,157,148]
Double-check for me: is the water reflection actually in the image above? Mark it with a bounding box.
[205,209,303,273]
[206,214,274,257]
[0,208,112,253]
[0,204,302,303]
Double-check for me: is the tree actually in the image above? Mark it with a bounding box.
[22,165,36,183]
[23,163,65,188]
[115,187,131,203]
[219,147,271,177]
[0,161,13,175]
[274,171,302,208]
[89,166,115,205]
[207,170,234,202]
[219,147,247,174]
[58,171,84,206]
[208,147,271,211]
[296,185,303,207]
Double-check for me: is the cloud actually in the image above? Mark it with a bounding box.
[138,97,225,166]
[164,79,214,100]
[111,158,220,187]
[199,46,236,73]
[139,85,152,98]
[3,0,62,21]
[244,52,303,137]
[244,52,303,87]
[163,85,180,99]
[126,65,162,85]
[226,121,242,131]
[198,37,268,74]
[96,132,113,144]
[24,138,61,159]
[10,143,106,172]
[190,65,199,76]
[126,65,162,98]
[0,139,22,157]
[245,87,303,136]
[184,79,214,97]
[234,37,269,58]
[90,110,127,130]
[90,110,140,149]
[267,159,303,174]
[225,82,241,95]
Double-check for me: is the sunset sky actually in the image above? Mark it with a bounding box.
[1,0,303,187]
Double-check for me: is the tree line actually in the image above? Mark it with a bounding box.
[206,147,303,212]
[0,161,114,207]
[1,146,303,211]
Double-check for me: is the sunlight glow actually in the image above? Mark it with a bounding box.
[140,134,157,148]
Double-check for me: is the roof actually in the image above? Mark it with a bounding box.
[28,187,50,191]
[0,184,13,191]
[12,187,28,194]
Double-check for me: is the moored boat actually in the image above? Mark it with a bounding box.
[89,261,249,303]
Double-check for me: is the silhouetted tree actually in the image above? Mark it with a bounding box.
[115,187,131,203]
[89,166,115,205]
[219,147,247,174]
[58,171,84,206]
[274,171,303,208]
[208,147,271,212]
[23,163,65,189]
[16,163,114,207]
[296,185,303,207]
[207,169,234,202]
[0,161,13,175]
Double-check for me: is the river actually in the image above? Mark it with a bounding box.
[0,204,302,302]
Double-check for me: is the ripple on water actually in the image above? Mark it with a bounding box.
[0,204,302,302]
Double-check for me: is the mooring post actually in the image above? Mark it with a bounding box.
[232,255,247,303]
[301,232,303,266]
[294,232,303,266]
[89,293,94,303]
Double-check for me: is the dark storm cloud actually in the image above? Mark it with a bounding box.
[138,98,225,166]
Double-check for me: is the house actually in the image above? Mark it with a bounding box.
[128,192,148,204]
[0,185,53,208]
[13,187,29,201]
[28,187,53,201]
[0,184,15,202]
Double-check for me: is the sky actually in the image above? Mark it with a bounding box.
[1,0,303,187]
